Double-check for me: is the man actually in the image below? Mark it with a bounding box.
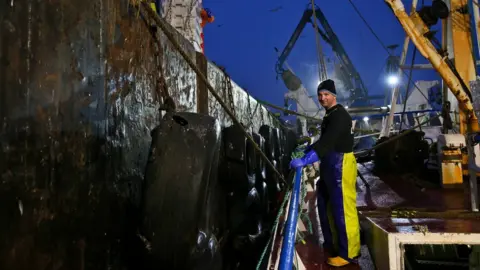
[290,79,360,267]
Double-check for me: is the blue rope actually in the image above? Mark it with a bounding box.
[278,167,303,270]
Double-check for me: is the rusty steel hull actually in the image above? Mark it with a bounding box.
[0,1,167,269]
[0,1,285,269]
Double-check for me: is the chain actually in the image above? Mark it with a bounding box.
[245,102,260,130]
[166,0,173,22]
[141,5,176,112]
[246,91,253,126]
[220,72,227,111]
[182,1,194,32]
[223,71,236,118]
[218,67,236,119]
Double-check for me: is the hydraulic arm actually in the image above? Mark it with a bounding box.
[385,0,480,189]
[384,0,479,132]
[276,5,369,102]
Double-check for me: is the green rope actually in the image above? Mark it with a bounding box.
[299,177,313,234]
[255,148,316,269]
[255,185,292,270]
[301,212,314,234]
[291,150,305,159]
[294,147,314,237]
[295,161,314,244]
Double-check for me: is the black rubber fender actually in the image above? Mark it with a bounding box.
[258,125,282,212]
[220,124,256,193]
[255,181,269,218]
[221,162,256,194]
[251,132,270,219]
[259,126,282,163]
[277,128,286,158]
[224,187,266,269]
[245,133,257,177]
[222,124,257,176]
[190,232,223,270]
[284,128,298,158]
[284,128,298,172]
[222,125,246,162]
[276,128,288,175]
[252,132,266,183]
[271,128,281,160]
[141,112,224,270]
[259,125,276,160]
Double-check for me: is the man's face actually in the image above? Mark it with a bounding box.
[318,91,336,109]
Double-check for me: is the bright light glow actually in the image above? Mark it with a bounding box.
[345,106,349,109]
[387,75,399,86]
[363,116,369,122]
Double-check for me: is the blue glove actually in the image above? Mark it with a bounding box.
[290,150,320,168]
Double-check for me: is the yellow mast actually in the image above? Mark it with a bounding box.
[385,0,478,133]
[451,0,477,134]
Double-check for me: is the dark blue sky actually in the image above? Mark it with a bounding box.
[203,0,438,109]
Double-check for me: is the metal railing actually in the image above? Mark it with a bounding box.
[278,167,303,270]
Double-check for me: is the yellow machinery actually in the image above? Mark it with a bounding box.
[385,0,480,186]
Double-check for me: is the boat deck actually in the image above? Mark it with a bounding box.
[365,217,480,234]
[288,162,477,269]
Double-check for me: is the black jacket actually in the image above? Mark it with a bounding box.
[311,104,354,158]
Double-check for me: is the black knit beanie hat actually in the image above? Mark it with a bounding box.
[317,79,336,96]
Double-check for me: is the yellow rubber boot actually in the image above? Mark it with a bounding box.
[326,256,350,267]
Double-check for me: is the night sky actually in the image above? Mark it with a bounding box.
[202,0,439,111]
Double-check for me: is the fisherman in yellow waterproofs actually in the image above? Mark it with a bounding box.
[290,79,360,267]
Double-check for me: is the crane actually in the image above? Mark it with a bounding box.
[384,0,480,205]
[276,4,378,107]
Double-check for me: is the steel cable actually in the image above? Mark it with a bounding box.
[346,0,431,103]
